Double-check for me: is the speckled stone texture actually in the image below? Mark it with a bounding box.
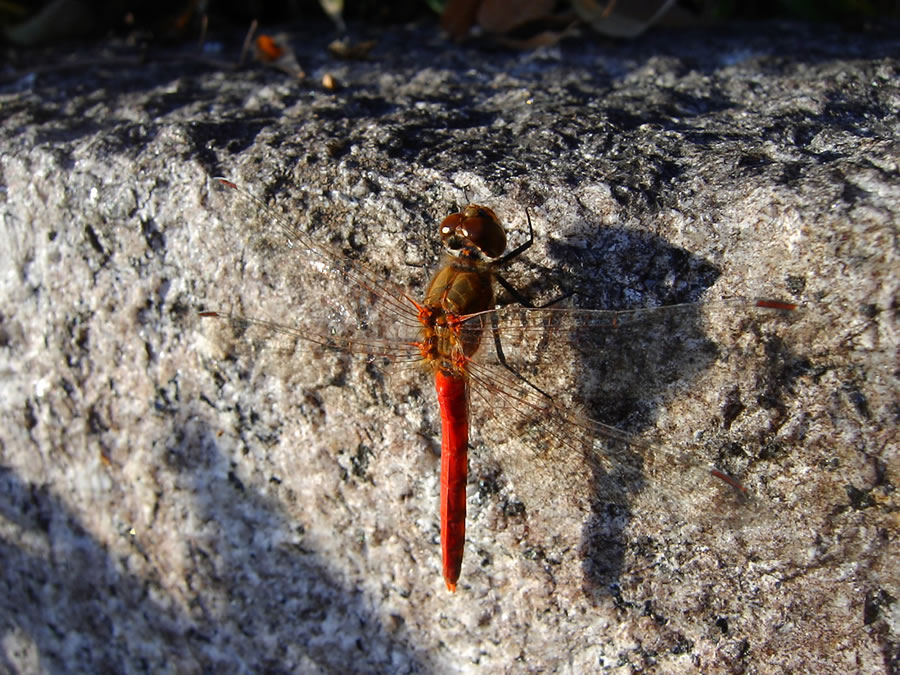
[1,19,897,674]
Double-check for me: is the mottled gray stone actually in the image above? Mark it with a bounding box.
[0,19,897,674]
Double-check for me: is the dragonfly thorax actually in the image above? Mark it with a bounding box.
[416,256,495,376]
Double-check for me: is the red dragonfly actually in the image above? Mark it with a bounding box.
[200,177,796,592]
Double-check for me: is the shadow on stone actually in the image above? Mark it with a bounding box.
[542,224,721,596]
[0,425,422,672]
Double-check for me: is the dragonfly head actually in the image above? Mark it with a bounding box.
[439,204,507,260]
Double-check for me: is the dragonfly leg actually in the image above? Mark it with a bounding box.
[495,209,535,265]
[495,273,574,309]
[494,209,576,309]
[488,311,557,402]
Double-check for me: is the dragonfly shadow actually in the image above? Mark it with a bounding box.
[164,416,426,669]
[0,422,423,671]
[544,225,722,596]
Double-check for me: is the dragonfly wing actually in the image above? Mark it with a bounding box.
[466,303,716,434]
[467,299,795,432]
[201,178,423,362]
[462,301,793,523]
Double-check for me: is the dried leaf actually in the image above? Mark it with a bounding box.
[318,0,346,32]
[496,22,579,49]
[476,0,555,34]
[328,38,377,60]
[252,33,304,79]
[441,0,481,39]
[4,0,94,46]
[255,34,284,62]
[442,0,577,46]
[573,0,677,37]
[322,72,338,90]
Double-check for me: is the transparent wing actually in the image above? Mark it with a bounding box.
[457,299,796,522]
[201,177,425,363]
[201,176,796,522]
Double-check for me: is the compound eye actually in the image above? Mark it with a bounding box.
[439,205,508,258]
[460,205,506,258]
[439,213,462,237]
[439,213,464,249]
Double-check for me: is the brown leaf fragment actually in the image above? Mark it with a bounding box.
[476,0,556,35]
[322,72,339,91]
[327,39,377,60]
[441,0,481,39]
[574,0,677,37]
[255,34,284,62]
[251,32,305,79]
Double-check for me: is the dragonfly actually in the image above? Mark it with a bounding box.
[200,177,796,592]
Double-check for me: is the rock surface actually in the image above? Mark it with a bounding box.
[1,18,897,674]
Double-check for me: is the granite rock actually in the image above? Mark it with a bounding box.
[0,19,897,673]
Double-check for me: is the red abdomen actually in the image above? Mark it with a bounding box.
[436,370,469,592]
